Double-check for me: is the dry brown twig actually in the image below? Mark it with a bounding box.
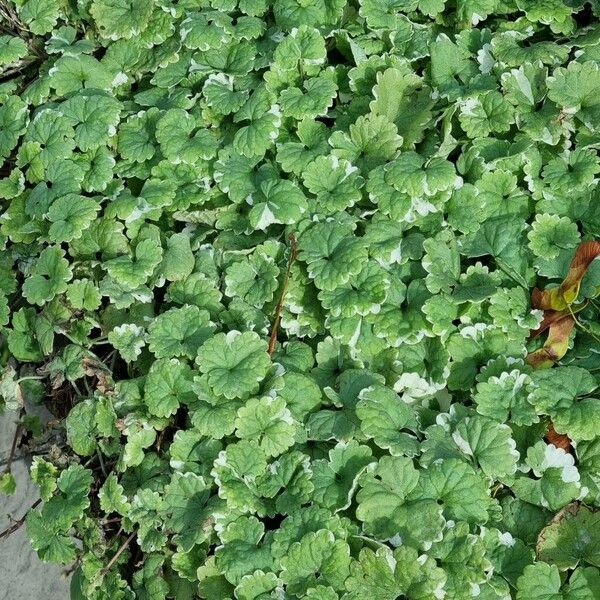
[3,422,22,474]
[0,0,28,35]
[0,498,41,540]
[100,531,136,577]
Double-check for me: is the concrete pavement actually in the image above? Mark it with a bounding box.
[0,409,70,599]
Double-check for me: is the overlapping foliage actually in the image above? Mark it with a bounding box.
[1,0,600,598]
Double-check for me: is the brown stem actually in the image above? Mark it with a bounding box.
[3,417,23,475]
[491,483,503,497]
[100,532,136,577]
[268,233,297,357]
[0,1,28,33]
[156,428,167,453]
[0,498,41,540]
[0,58,38,81]
[63,558,81,577]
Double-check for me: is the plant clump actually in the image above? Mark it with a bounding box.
[0,0,600,598]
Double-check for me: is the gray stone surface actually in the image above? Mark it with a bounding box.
[1,410,71,599]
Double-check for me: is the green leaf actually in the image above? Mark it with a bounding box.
[90,0,154,40]
[66,399,97,456]
[277,118,329,175]
[516,562,562,600]
[329,114,402,172]
[61,92,122,151]
[169,429,220,475]
[211,441,269,514]
[108,323,146,362]
[0,36,28,66]
[302,155,363,214]
[144,358,195,418]
[233,94,281,158]
[47,195,100,242]
[67,279,101,310]
[21,110,76,177]
[319,261,390,317]
[474,369,537,426]
[0,471,16,495]
[18,0,61,35]
[0,364,24,410]
[27,464,92,563]
[235,396,296,457]
[537,506,600,570]
[5,0,600,592]
[122,418,156,467]
[0,96,28,160]
[459,91,514,138]
[0,168,25,199]
[49,55,114,96]
[513,442,584,511]
[22,246,72,306]
[547,61,600,127]
[385,151,456,198]
[530,367,599,442]
[6,308,42,362]
[196,331,271,400]
[248,180,308,230]
[99,473,131,516]
[452,413,520,478]
[162,472,214,551]
[104,238,162,289]
[30,457,58,501]
[161,233,195,282]
[422,230,461,294]
[203,74,249,116]
[312,441,374,511]
[225,251,280,308]
[355,384,419,456]
[26,510,77,564]
[345,545,447,600]
[180,12,233,51]
[280,74,338,120]
[156,109,218,164]
[280,530,350,596]
[528,214,580,259]
[542,149,599,195]
[412,458,493,525]
[298,221,367,291]
[117,108,160,163]
[234,570,279,600]
[356,456,445,547]
[148,305,215,360]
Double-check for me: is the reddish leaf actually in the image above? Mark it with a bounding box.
[533,241,600,311]
[526,315,575,369]
[545,422,571,453]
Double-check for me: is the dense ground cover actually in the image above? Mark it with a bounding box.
[1,0,600,598]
